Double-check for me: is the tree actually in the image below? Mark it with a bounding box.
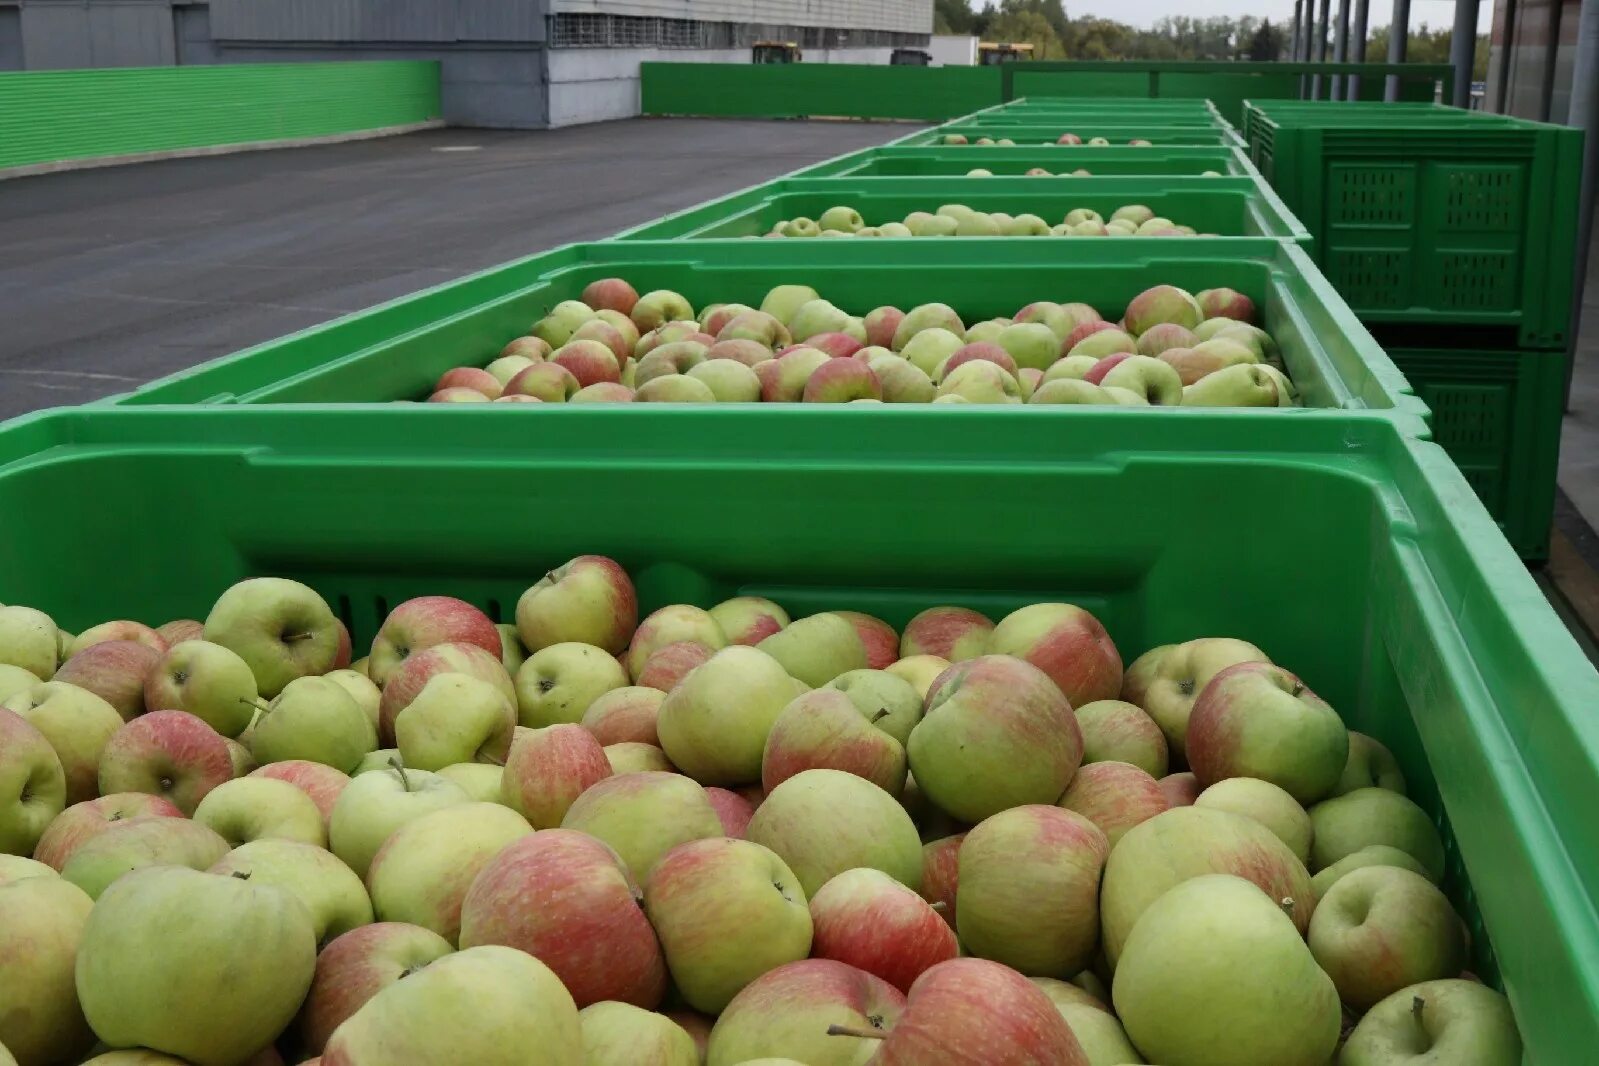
[987,9,1067,57]
[934,0,974,35]
[1366,23,1489,80]
[1248,19,1286,62]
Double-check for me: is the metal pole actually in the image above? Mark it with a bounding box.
[1564,0,1599,406]
[1350,0,1371,99]
[1450,0,1480,108]
[1312,0,1331,99]
[1540,0,1565,122]
[1385,0,1411,102]
[1492,0,1518,114]
[1295,0,1308,97]
[1332,1,1351,100]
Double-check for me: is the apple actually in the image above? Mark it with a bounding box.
[502,723,612,828]
[1096,353,1182,405]
[746,769,921,897]
[514,555,637,657]
[297,922,454,1054]
[59,815,230,900]
[1308,865,1467,1010]
[756,348,829,401]
[706,786,755,837]
[637,641,716,692]
[1196,776,1313,863]
[155,618,204,646]
[368,596,499,688]
[1113,875,1339,1066]
[825,669,922,746]
[625,605,728,679]
[810,867,957,994]
[434,366,503,398]
[351,748,401,774]
[54,640,161,721]
[98,709,231,815]
[908,655,1081,824]
[249,761,350,823]
[580,686,665,745]
[1334,730,1407,796]
[1159,343,1258,385]
[759,284,821,326]
[789,299,854,342]
[988,603,1122,709]
[0,606,61,679]
[645,837,813,1013]
[0,665,38,704]
[581,277,639,315]
[377,641,514,745]
[756,614,868,688]
[67,620,165,656]
[1121,637,1271,756]
[656,646,797,785]
[606,741,675,774]
[144,640,258,737]
[707,338,773,367]
[935,360,1021,403]
[531,298,596,347]
[866,354,936,403]
[1068,328,1138,360]
[1338,979,1521,1065]
[512,641,627,728]
[899,328,965,378]
[504,361,580,401]
[703,599,786,651]
[460,828,666,1008]
[4,680,122,803]
[1100,806,1314,966]
[920,834,963,928]
[899,607,992,662]
[321,945,582,1065]
[701,303,751,335]
[0,873,94,1064]
[327,761,469,879]
[1308,787,1446,881]
[580,1001,698,1066]
[1029,978,1142,1064]
[487,353,538,385]
[367,801,532,944]
[1073,699,1167,777]
[32,792,183,870]
[254,675,378,773]
[863,306,905,349]
[636,344,710,387]
[211,837,374,943]
[762,688,906,796]
[1055,760,1168,847]
[225,737,256,776]
[704,959,905,1066]
[884,654,951,699]
[1187,661,1349,804]
[77,866,317,1064]
[803,358,882,403]
[687,358,762,402]
[719,310,792,349]
[560,771,724,883]
[1182,363,1280,406]
[203,577,341,697]
[194,776,326,848]
[1041,354,1102,383]
[1311,843,1433,898]
[436,761,504,802]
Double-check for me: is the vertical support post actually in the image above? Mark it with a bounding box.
[1386,0,1412,102]
[1333,1,1352,99]
[1541,0,1566,122]
[1565,0,1599,404]
[1451,0,1481,108]
[1492,0,1519,114]
[1312,0,1331,99]
[1350,0,1371,99]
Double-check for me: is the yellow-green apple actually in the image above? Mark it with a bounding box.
[1121,638,1271,757]
[580,686,662,745]
[803,359,882,403]
[434,366,502,398]
[645,838,813,1013]
[606,742,675,774]
[78,866,316,1063]
[32,793,183,870]
[328,762,469,879]
[0,606,61,679]
[1338,979,1521,1065]
[760,284,821,327]
[756,348,829,402]
[0,854,55,882]
[582,277,639,315]
[1027,379,1121,405]
[1182,362,1279,406]
[865,354,935,403]
[667,1008,712,1056]
[706,786,755,837]
[580,1001,698,1066]
[704,958,906,1066]
[1030,977,1142,1064]
[144,640,258,736]
[320,670,379,731]
[919,834,962,928]
[864,306,905,348]
[958,806,1107,977]
[487,352,538,385]
[1309,787,1445,881]
[157,618,204,646]
[225,736,255,776]
[0,873,93,1064]
[1136,322,1198,356]
[377,641,514,745]
[59,815,229,900]
[626,605,727,679]
[493,623,527,675]
[761,689,907,796]
[514,641,627,727]
[1056,760,1168,847]
[828,613,897,671]
[891,302,964,350]
[351,748,400,774]
[0,665,38,703]
[637,322,709,358]
[553,339,624,386]
[98,709,231,815]
[297,922,454,1055]
[899,607,993,663]
[4,680,121,803]
[746,769,921,897]
[861,957,1087,1065]
[635,343,709,385]
[1196,776,1312,863]
[560,771,723,882]
[1067,326,1137,360]
[788,299,853,342]
[322,944,581,1065]
[1074,699,1168,776]
[1159,343,1257,385]
[991,323,1057,371]
[1308,866,1467,1009]
[638,641,716,692]
[700,303,749,334]
[253,676,377,773]
[1334,731,1407,796]
[707,338,773,367]
[504,361,580,400]
[1114,874,1339,1066]
[532,298,596,346]
[194,776,326,848]
[460,828,666,1007]
[809,867,957,994]
[1013,301,1074,341]
[203,577,341,697]
[935,359,1021,403]
[709,597,790,647]
[367,801,532,944]
[688,359,762,402]
[502,723,611,828]
[1123,284,1203,334]
[756,614,868,688]
[68,620,165,656]
[368,596,500,688]
[908,655,1081,823]
[988,603,1122,708]
[516,555,636,656]
[437,762,504,802]
[899,328,964,378]
[884,654,952,698]
[211,838,373,943]
[54,640,160,721]
[657,646,796,785]
[1311,844,1432,898]
[394,673,513,771]
[719,310,792,348]
[1097,354,1182,405]
[629,290,694,332]
[250,760,350,823]
[826,670,921,746]
[1100,806,1314,965]
[1041,354,1103,382]
[1187,662,1348,804]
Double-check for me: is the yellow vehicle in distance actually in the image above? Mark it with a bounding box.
[978,42,1035,65]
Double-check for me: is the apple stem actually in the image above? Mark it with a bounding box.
[282,630,314,644]
[389,757,411,792]
[929,900,948,912]
[1279,897,1296,920]
[1291,681,1305,697]
[230,870,250,881]
[871,708,891,724]
[1412,995,1426,1022]
[826,1025,887,1041]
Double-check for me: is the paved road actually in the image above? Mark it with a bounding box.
[0,118,916,418]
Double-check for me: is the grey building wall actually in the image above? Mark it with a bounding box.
[550,0,931,34]
[0,7,22,69]
[208,0,547,44]
[17,0,176,68]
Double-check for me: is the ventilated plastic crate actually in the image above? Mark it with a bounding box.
[1240,100,1511,160]
[788,145,1262,180]
[904,124,1249,149]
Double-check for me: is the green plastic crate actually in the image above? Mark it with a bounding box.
[1240,100,1511,159]
[1249,112,1583,348]
[105,238,1422,422]
[1382,342,1566,561]
[794,145,1261,180]
[905,124,1249,149]
[611,176,1310,245]
[0,406,1595,1061]
[962,109,1234,129]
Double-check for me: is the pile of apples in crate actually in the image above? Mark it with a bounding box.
[0,556,1521,1065]
[763,203,1210,239]
[940,133,1157,147]
[427,278,1296,409]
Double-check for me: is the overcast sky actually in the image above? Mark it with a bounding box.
[1049,1,1494,31]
